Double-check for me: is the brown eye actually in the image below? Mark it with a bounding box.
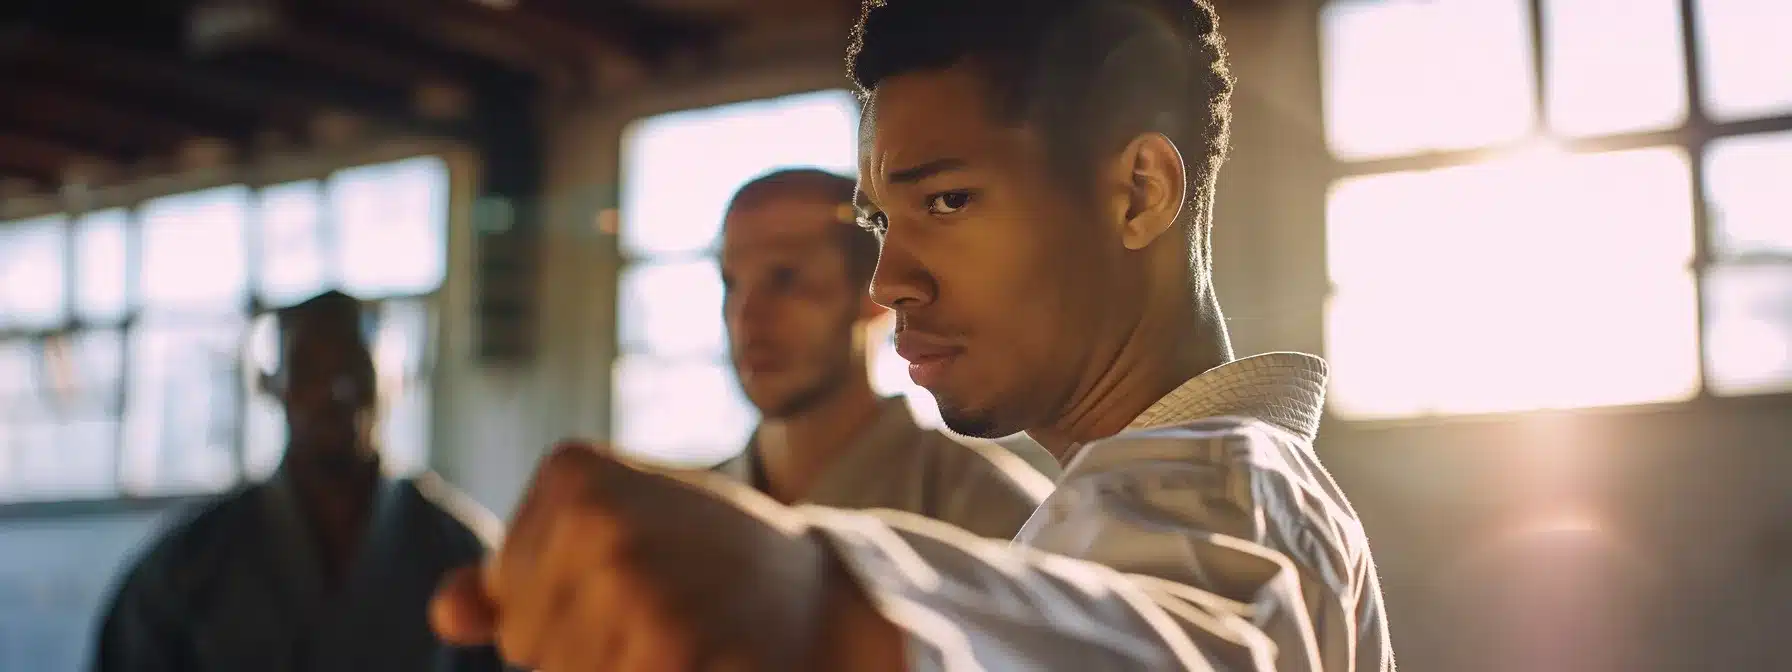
[926,191,972,215]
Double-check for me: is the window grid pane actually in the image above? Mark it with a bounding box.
[1694,0,1792,121]
[1325,147,1703,418]
[140,186,251,316]
[0,216,70,331]
[1327,271,1702,417]
[119,319,244,495]
[618,258,727,359]
[1703,263,1792,396]
[0,155,449,502]
[0,332,122,501]
[257,180,332,307]
[73,210,129,324]
[329,156,449,298]
[1703,130,1792,259]
[619,90,860,257]
[1543,0,1689,137]
[1321,0,1536,159]
[1319,0,1792,415]
[373,299,435,475]
[1328,148,1695,290]
[611,354,757,468]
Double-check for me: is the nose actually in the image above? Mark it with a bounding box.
[868,225,935,311]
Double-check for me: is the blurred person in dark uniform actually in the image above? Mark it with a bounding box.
[94,290,504,672]
[714,168,1055,539]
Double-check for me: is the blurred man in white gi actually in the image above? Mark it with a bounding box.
[714,168,1054,539]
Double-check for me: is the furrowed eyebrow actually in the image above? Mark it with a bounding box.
[855,156,966,212]
[888,157,967,185]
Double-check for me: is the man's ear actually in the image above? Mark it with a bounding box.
[1115,132,1187,251]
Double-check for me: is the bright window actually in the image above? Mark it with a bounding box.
[1542,0,1688,137]
[0,155,449,502]
[1702,130,1792,396]
[1694,0,1792,121]
[0,216,69,331]
[1320,0,1535,160]
[614,90,942,467]
[1321,0,1792,418]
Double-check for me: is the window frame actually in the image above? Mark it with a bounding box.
[0,141,461,511]
[1319,0,1792,421]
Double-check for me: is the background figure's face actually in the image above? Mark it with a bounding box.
[721,195,867,419]
[279,325,377,458]
[859,65,1143,438]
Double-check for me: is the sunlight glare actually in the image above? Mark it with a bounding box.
[1322,0,1535,159]
[1326,147,1701,417]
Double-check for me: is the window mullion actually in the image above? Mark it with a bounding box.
[1526,0,1549,134]
[1678,0,1716,398]
[113,203,143,495]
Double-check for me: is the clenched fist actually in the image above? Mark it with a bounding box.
[428,441,905,671]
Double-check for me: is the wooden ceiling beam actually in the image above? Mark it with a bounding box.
[325,0,584,95]
[0,122,140,167]
[6,28,320,129]
[0,84,210,157]
[529,0,727,63]
[0,174,48,199]
[299,0,539,88]
[8,27,472,142]
[0,133,119,184]
[186,0,474,118]
[2,47,298,145]
[456,0,647,63]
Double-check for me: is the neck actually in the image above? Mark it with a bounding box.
[1029,288,1232,458]
[282,442,379,492]
[280,443,380,592]
[755,373,884,503]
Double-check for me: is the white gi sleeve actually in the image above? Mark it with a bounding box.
[804,418,1391,672]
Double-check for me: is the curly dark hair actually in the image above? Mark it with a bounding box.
[849,0,1235,265]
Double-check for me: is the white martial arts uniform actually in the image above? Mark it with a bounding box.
[806,353,1392,671]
